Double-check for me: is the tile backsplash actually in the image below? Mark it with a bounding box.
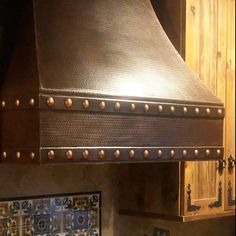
[0,192,101,236]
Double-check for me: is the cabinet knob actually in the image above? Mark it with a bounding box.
[228,155,236,172]
[217,160,226,172]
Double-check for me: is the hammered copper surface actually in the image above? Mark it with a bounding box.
[34,0,221,104]
[0,0,224,163]
[40,111,223,147]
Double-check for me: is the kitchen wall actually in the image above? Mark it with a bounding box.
[0,164,119,236]
[119,215,235,236]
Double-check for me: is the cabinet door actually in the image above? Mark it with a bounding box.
[224,0,235,211]
[183,0,227,218]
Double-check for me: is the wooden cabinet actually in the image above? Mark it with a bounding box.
[119,0,235,221]
[183,0,235,219]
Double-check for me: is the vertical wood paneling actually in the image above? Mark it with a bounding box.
[225,0,235,210]
[184,0,235,216]
[185,0,200,75]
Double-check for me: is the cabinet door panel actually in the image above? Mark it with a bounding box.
[225,0,235,210]
[184,0,226,217]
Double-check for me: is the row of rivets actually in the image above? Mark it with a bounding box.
[0,97,224,117]
[46,149,221,160]
[0,99,35,108]
[1,149,221,161]
[44,97,223,116]
[1,152,36,160]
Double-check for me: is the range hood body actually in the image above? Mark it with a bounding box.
[0,0,224,163]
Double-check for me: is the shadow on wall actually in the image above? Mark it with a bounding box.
[0,0,22,84]
[119,215,235,236]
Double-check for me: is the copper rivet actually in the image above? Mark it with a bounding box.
[144,104,149,112]
[82,99,90,109]
[206,108,211,115]
[183,150,188,157]
[114,150,121,159]
[65,98,73,108]
[1,101,6,108]
[158,105,163,113]
[114,102,120,110]
[217,149,221,156]
[183,107,188,114]
[143,150,149,158]
[206,149,210,156]
[99,101,106,110]
[170,150,175,158]
[48,150,55,160]
[66,150,73,159]
[15,99,20,107]
[218,109,223,115]
[2,152,7,159]
[30,152,35,160]
[157,150,163,158]
[195,107,200,115]
[47,97,55,106]
[194,149,199,157]
[98,150,105,159]
[16,152,21,159]
[130,103,136,111]
[129,150,135,158]
[82,150,89,159]
[170,106,175,113]
[29,98,35,106]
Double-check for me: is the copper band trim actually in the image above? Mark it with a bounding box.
[39,95,224,119]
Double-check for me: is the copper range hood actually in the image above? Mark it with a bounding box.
[0,0,224,164]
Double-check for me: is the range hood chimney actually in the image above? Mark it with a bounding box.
[0,0,224,163]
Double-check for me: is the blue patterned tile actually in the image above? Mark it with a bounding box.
[73,210,89,230]
[0,192,100,236]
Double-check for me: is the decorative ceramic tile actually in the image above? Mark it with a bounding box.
[0,192,101,236]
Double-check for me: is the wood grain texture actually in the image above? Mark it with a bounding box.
[184,0,235,216]
[225,0,235,210]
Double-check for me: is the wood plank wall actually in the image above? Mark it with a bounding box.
[185,0,235,214]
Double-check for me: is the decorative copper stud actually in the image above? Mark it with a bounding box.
[194,149,199,157]
[30,152,35,160]
[183,107,188,114]
[99,101,106,110]
[217,149,221,156]
[157,149,163,158]
[48,150,55,160]
[144,104,149,112]
[65,98,73,108]
[1,101,6,108]
[114,102,121,111]
[66,150,73,159]
[183,149,188,157]
[82,150,89,159]
[2,152,7,159]
[170,106,175,113]
[47,97,55,106]
[143,150,149,158]
[130,103,136,111]
[206,108,211,115]
[29,98,35,106]
[114,150,121,159]
[170,150,175,158]
[16,152,21,159]
[218,109,223,115]
[82,99,90,109]
[205,149,210,156]
[195,107,200,115]
[158,105,163,113]
[98,150,105,159]
[15,99,20,107]
[129,150,135,158]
